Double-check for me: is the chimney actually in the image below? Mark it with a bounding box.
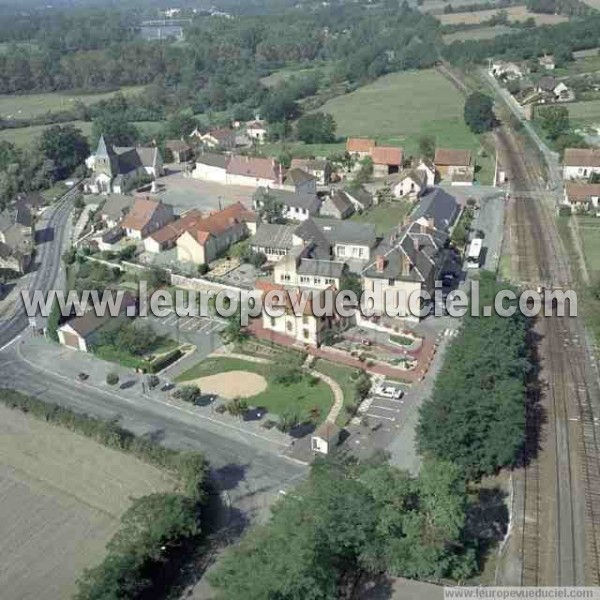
[375,255,386,272]
[401,253,411,277]
[427,216,435,230]
[414,237,421,252]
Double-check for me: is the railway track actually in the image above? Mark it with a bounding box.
[496,124,597,585]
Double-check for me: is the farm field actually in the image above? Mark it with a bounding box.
[555,54,600,77]
[176,356,334,423]
[315,69,494,182]
[442,25,513,43]
[437,5,568,25]
[0,404,176,600]
[0,86,145,120]
[260,62,333,87]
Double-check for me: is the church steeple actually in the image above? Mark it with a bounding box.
[95,135,116,177]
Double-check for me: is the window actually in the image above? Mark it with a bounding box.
[338,246,346,256]
[270,317,276,327]
[300,276,310,284]
[280,273,291,282]
[358,247,364,258]
[303,329,310,339]
[286,321,293,332]
[303,315,309,324]
[388,278,395,286]
[325,278,334,285]
[314,277,321,285]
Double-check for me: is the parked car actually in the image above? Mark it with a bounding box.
[375,385,404,399]
[77,372,89,381]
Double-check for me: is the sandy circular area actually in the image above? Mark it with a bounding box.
[191,371,267,399]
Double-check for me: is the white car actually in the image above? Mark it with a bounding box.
[376,386,404,400]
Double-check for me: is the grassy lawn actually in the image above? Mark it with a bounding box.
[259,62,333,88]
[315,69,494,183]
[437,6,568,25]
[41,182,69,202]
[351,200,412,235]
[0,120,93,148]
[576,216,600,275]
[568,99,600,128]
[176,356,334,422]
[555,54,600,78]
[312,359,360,427]
[0,86,145,121]
[260,140,345,159]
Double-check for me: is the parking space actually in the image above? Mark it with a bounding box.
[361,381,411,424]
[153,310,226,336]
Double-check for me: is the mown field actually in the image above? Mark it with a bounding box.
[0,119,163,148]
[0,86,145,120]
[0,404,176,600]
[442,25,513,43]
[438,5,568,25]
[568,99,600,128]
[576,216,600,274]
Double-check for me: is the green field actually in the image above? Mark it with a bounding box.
[312,359,359,426]
[176,356,334,423]
[555,54,600,77]
[576,216,600,274]
[443,25,513,44]
[0,119,164,149]
[351,200,413,235]
[260,63,333,88]
[316,69,494,182]
[568,100,600,127]
[0,86,145,120]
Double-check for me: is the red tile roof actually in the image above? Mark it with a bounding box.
[434,148,472,167]
[227,156,282,181]
[371,145,404,166]
[121,198,162,232]
[564,148,600,168]
[185,202,256,245]
[565,182,600,203]
[149,210,203,245]
[206,128,235,141]
[346,138,375,154]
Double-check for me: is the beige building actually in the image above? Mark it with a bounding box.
[120,197,174,240]
[273,244,344,290]
[434,148,474,184]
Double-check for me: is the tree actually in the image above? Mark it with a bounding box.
[256,190,285,224]
[464,92,495,134]
[165,112,197,138]
[40,124,89,179]
[46,296,62,342]
[178,385,202,404]
[418,134,436,160]
[219,310,249,345]
[106,372,119,385]
[351,156,373,187]
[537,104,570,140]
[296,112,337,144]
[92,113,139,147]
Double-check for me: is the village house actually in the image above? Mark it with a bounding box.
[246,119,268,145]
[563,148,600,180]
[250,223,300,262]
[415,158,436,187]
[563,182,600,212]
[0,202,34,273]
[192,154,285,188]
[290,158,331,185]
[86,136,164,195]
[273,243,344,290]
[319,190,355,220]
[255,279,348,347]
[144,209,203,253]
[282,168,317,194]
[434,148,475,185]
[539,55,556,71]
[489,60,525,80]
[342,186,373,212]
[371,146,404,177]
[411,188,461,232]
[192,153,230,183]
[98,194,136,229]
[120,197,174,240]
[176,202,256,265]
[346,138,375,159]
[57,292,136,353]
[361,220,447,322]
[199,128,236,150]
[536,76,574,103]
[388,170,427,200]
[165,139,194,163]
[253,187,320,221]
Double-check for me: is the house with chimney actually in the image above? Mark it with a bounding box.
[388,170,427,200]
[282,168,317,194]
[346,138,375,159]
[563,182,600,213]
[563,148,600,181]
[246,119,268,145]
[176,202,256,265]
[252,187,320,222]
[144,209,203,253]
[434,148,474,185]
[290,158,331,185]
[198,128,236,150]
[86,136,164,195]
[120,197,174,240]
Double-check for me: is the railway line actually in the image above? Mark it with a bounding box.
[497,124,600,585]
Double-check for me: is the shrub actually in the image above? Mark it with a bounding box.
[147,375,160,390]
[179,385,202,404]
[106,372,119,385]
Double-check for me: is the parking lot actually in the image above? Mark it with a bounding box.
[360,381,410,424]
[151,310,226,337]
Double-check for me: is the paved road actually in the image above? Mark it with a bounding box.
[0,186,77,349]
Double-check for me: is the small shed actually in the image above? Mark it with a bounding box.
[311,421,341,455]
